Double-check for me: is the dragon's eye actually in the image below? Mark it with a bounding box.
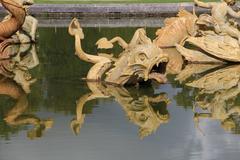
[138,53,147,61]
[139,113,148,122]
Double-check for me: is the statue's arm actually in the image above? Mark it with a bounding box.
[194,0,213,8]
[227,7,240,18]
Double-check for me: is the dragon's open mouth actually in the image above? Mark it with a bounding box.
[148,57,168,84]
[149,62,167,84]
[129,59,168,85]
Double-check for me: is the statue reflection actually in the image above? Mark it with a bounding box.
[3,83,53,140]
[0,44,38,93]
[0,45,53,140]
[177,64,240,134]
[71,82,170,139]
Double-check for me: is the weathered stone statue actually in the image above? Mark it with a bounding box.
[68,18,168,86]
[71,81,170,138]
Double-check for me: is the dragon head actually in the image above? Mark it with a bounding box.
[105,44,168,85]
[122,93,170,139]
[68,18,84,39]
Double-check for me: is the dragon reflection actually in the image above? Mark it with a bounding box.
[71,82,170,139]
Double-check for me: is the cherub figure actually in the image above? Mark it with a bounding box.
[194,0,240,44]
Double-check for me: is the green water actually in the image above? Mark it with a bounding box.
[0,27,240,160]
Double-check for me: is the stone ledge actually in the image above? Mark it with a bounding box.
[0,3,210,17]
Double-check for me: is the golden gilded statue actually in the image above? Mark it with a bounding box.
[68,18,169,86]
[176,0,240,62]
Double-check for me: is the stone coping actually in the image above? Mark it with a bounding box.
[37,17,166,27]
[0,3,210,17]
[1,3,239,17]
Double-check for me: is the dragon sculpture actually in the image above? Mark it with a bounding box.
[68,18,169,86]
[71,81,170,139]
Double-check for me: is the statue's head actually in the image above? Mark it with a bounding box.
[127,45,166,81]
[105,43,168,85]
[224,0,236,6]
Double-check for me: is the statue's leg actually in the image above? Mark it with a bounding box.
[221,25,240,44]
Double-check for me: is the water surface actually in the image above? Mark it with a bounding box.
[0,27,240,160]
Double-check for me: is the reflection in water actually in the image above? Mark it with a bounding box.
[0,44,39,93]
[2,83,53,140]
[71,82,170,139]
[175,64,221,83]
[69,62,240,137]
[176,64,240,134]
[0,44,53,140]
